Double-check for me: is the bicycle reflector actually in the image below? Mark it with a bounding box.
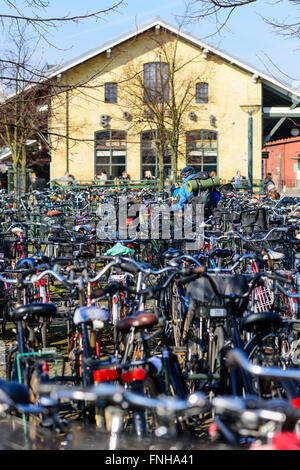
[93,368,118,383]
[121,368,146,383]
[42,362,50,374]
[292,398,300,408]
[272,432,300,451]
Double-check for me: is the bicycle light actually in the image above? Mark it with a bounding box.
[121,368,146,383]
[292,398,300,408]
[42,362,50,374]
[93,368,118,383]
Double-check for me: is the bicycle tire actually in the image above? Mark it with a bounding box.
[171,283,185,348]
[244,331,299,400]
[209,325,225,375]
[6,345,21,382]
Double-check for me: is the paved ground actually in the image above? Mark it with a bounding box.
[281,189,300,197]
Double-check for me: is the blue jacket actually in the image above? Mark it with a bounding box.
[172,174,195,211]
[172,174,220,211]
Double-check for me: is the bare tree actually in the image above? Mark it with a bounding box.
[184,0,300,41]
[120,28,212,189]
[0,23,49,193]
[0,1,125,81]
[0,1,125,31]
[0,0,126,192]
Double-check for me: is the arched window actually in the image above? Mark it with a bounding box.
[186,130,218,174]
[141,130,172,179]
[95,130,126,179]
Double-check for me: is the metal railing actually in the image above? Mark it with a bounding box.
[50,179,160,191]
[228,179,265,194]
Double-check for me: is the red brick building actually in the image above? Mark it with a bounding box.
[263,136,300,189]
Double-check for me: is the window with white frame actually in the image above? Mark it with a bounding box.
[186,130,217,174]
[95,130,126,179]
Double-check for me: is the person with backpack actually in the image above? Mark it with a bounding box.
[263,172,275,194]
[171,167,196,211]
[172,166,220,218]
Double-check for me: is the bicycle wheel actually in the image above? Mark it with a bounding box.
[209,325,225,376]
[140,376,159,436]
[171,283,185,348]
[68,330,82,383]
[184,317,204,394]
[37,320,48,349]
[27,366,40,405]
[122,377,159,437]
[6,346,19,381]
[244,332,299,400]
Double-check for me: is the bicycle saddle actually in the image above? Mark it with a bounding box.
[241,312,283,333]
[73,225,95,233]
[34,254,51,264]
[11,303,57,321]
[50,225,67,232]
[11,226,23,234]
[73,250,95,260]
[46,211,64,217]
[73,306,110,325]
[263,250,285,261]
[162,249,184,260]
[48,235,69,244]
[211,249,232,259]
[116,312,158,332]
[0,379,30,405]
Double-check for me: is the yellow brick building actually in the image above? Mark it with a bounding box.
[47,18,300,184]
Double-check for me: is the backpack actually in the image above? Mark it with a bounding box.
[186,172,219,219]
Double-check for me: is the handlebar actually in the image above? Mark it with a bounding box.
[0,253,294,302]
[200,228,288,243]
[227,349,300,381]
[90,265,294,304]
[0,267,73,291]
[37,383,210,416]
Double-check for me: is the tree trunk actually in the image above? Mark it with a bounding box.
[21,145,27,194]
[13,162,18,196]
[158,143,165,191]
[172,148,178,183]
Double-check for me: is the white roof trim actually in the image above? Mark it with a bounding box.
[0,150,11,162]
[0,140,37,161]
[263,107,300,117]
[47,17,300,100]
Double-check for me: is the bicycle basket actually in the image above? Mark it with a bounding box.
[187,274,249,318]
[239,208,269,234]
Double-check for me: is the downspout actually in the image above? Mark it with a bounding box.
[66,89,69,173]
